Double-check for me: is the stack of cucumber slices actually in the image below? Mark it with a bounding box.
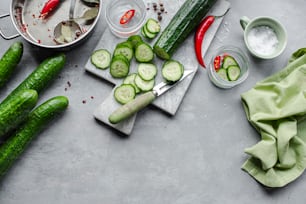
[90,31,184,105]
[215,55,241,81]
[141,18,161,39]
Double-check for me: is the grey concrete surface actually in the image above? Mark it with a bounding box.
[0,0,306,203]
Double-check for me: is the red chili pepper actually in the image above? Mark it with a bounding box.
[194,8,230,68]
[40,0,60,19]
[120,9,135,25]
[214,55,221,71]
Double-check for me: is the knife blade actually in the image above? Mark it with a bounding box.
[108,70,194,124]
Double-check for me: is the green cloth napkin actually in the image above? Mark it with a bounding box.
[241,48,306,188]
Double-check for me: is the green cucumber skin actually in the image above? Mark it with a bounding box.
[0,96,69,177]
[2,53,66,103]
[0,89,38,139]
[0,42,23,87]
[127,35,143,49]
[153,0,217,60]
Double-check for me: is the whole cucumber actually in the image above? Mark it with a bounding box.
[1,53,66,103]
[0,96,69,177]
[0,89,38,139]
[0,42,23,87]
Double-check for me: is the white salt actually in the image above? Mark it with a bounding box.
[247,25,279,56]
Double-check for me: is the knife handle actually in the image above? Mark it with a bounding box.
[108,91,156,124]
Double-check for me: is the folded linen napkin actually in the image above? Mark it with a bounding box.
[241,48,306,187]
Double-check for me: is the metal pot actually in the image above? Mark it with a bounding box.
[0,0,101,49]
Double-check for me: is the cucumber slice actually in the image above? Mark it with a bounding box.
[146,18,160,34]
[135,74,155,92]
[222,56,238,69]
[227,65,241,81]
[162,60,184,82]
[114,84,136,104]
[135,42,154,62]
[127,35,143,48]
[137,63,157,81]
[142,25,156,39]
[123,73,141,93]
[110,55,130,78]
[141,26,147,38]
[117,41,133,49]
[91,49,111,69]
[217,68,228,81]
[113,42,134,61]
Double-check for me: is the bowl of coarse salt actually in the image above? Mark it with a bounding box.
[240,16,287,59]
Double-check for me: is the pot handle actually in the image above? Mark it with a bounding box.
[0,14,20,40]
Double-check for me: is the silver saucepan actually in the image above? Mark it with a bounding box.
[0,0,101,49]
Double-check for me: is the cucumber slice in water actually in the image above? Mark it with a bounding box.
[222,56,238,69]
[227,65,241,81]
[217,68,228,81]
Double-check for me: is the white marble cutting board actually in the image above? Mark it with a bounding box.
[85,0,231,135]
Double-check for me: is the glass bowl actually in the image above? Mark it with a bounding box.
[105,0,147,38]
[207,46,249,89]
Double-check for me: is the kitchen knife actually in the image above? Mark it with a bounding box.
[108,70,194,124]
